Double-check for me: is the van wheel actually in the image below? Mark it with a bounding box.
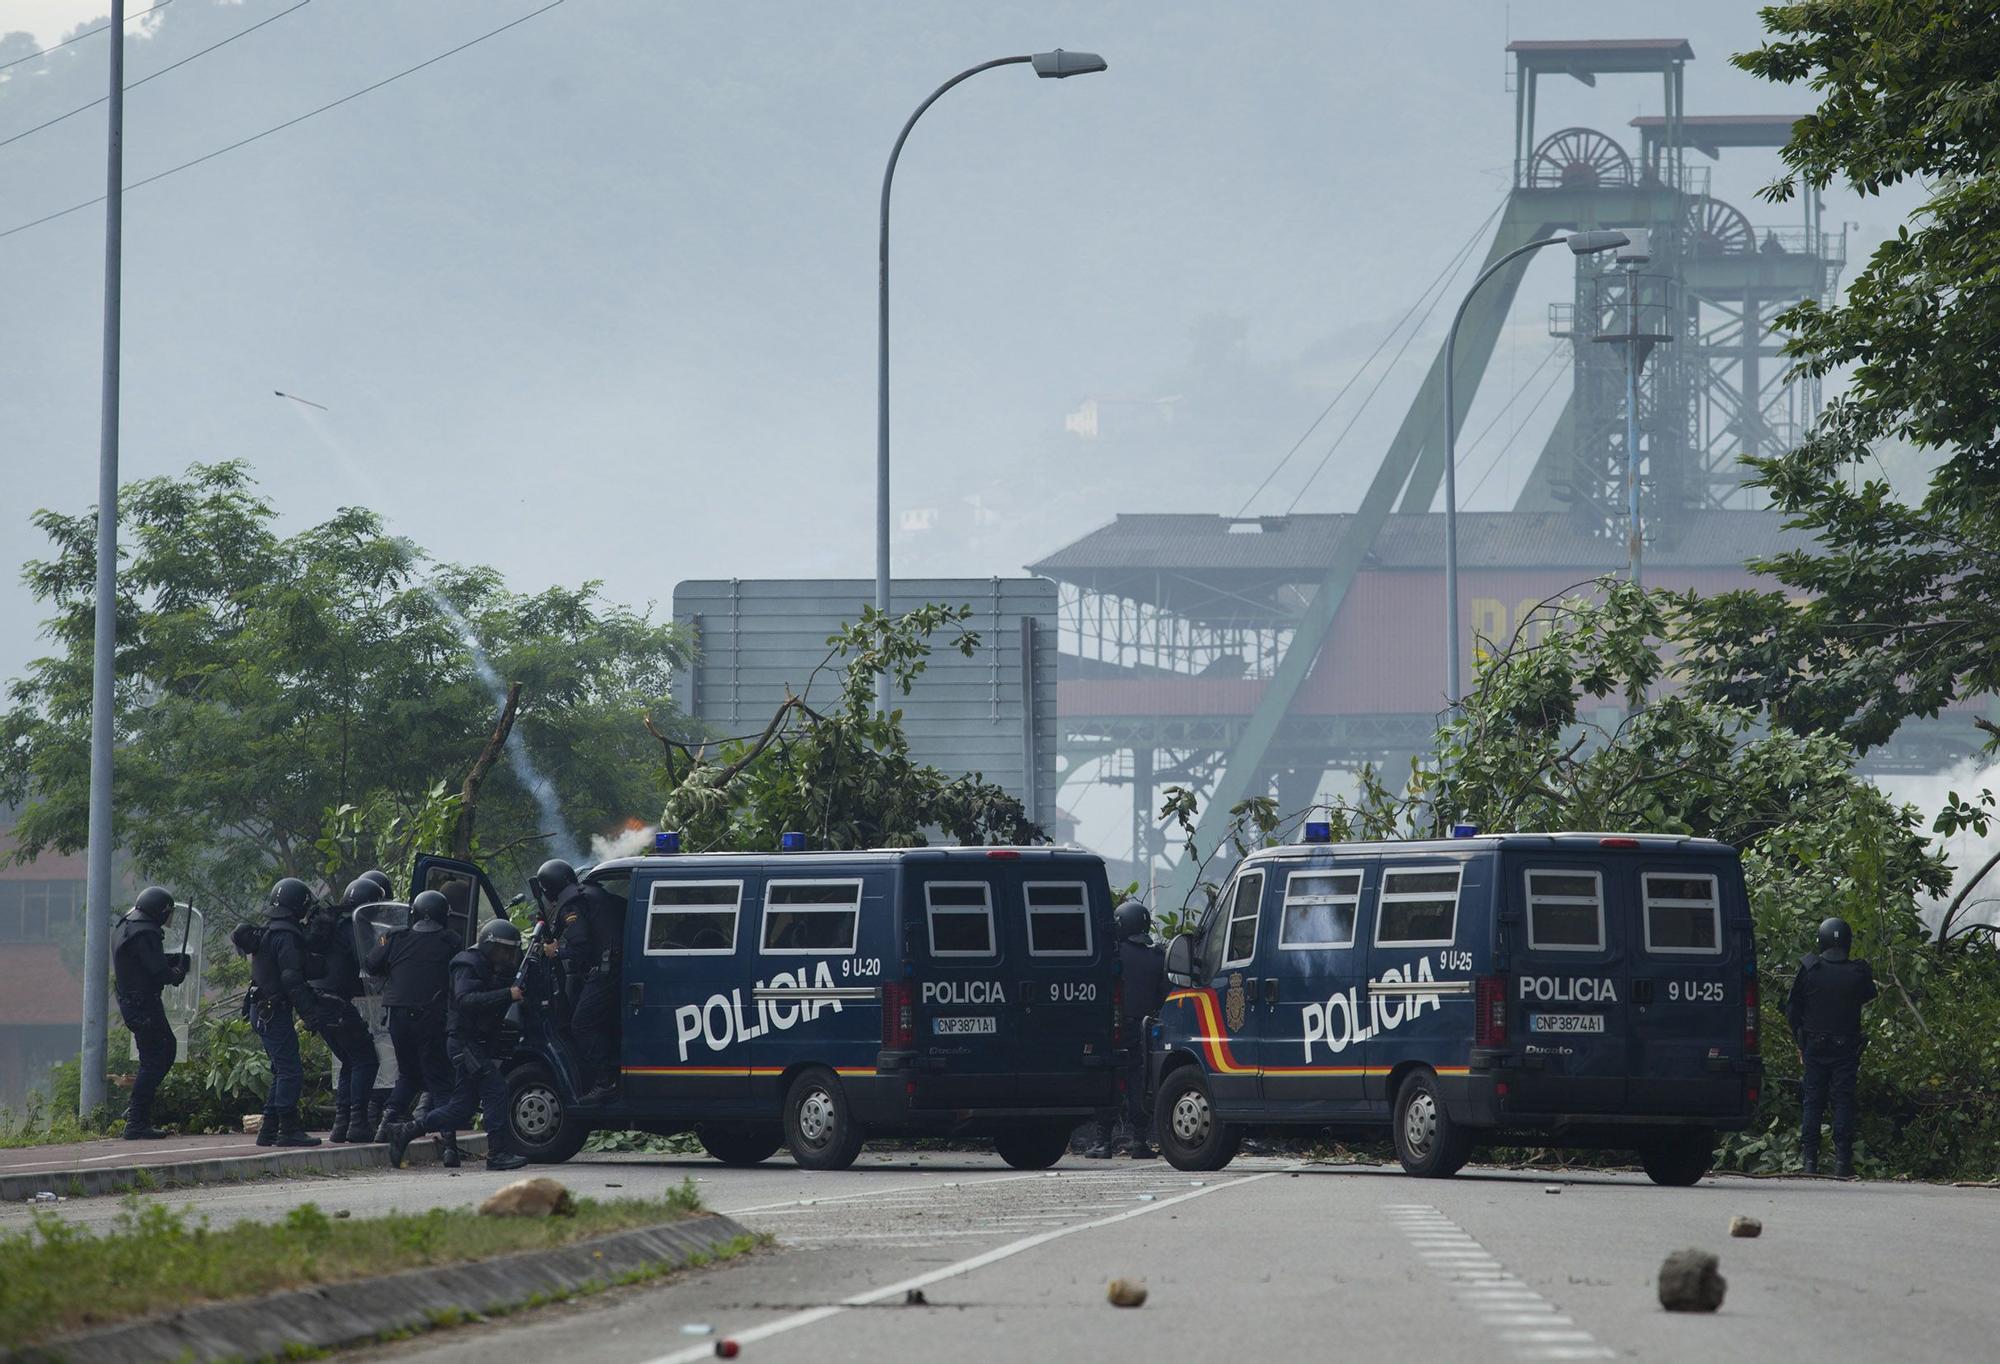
[783,1067,867,1171]
[1393,1070,1472,1178]
[1155,1068,1238,1172]
[993,1122,1072,1170]
[1639,1129,1715,1187]
[698,1123,784,1167]
[507,1062,590,1165]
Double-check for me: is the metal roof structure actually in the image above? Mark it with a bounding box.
[1631,113,1800,156]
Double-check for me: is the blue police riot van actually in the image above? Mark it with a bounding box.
[1152,829,1762,1185]
[414,843,1125,1171]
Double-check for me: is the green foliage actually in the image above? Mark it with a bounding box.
[661,604,1040,851]
[0,461,687,925]
[1681,5,2000,747]
[0,1187,704,1348]
[314,781,469,892]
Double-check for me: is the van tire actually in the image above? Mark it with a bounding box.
[783,1067,867,1171]
[506,1062,590,1165]
[993,1122,1072,1170]
[1393,1070,1472,1178]
[698,1123,785,1167]
[1639,1129,1715,1187]
[1155,1068,1238,1172]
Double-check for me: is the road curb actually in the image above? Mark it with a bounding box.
[1,1133,488,1205]
[10,1211,753,1364]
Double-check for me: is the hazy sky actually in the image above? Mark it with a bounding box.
[0,2,1926,849]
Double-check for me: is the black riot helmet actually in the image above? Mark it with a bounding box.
[133,886,176,925]
[533,859,578,901]
[267,877,314,920]
[410,890,451,926]
[476,916,523,970]
[1816,916,1853,961]
[1114,901,1152,944]
[341,876,384,910]
[360,868,395,900]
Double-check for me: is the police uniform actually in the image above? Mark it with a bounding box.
[1090,906,1166,1158]
[556,881,625,1102]
[386,920,529,1171]
[1784,923,1878,1177]
[110,888,187,1139]
[364,896,458,1142]
[305,887,380,1142]
[249,880,324,1147]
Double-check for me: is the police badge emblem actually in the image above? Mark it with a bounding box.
[1225,971,1247,1031]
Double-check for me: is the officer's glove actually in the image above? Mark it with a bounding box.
[167,961,190,986]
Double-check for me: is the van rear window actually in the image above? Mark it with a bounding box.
[646,881,741,954]
[1525,870,1604,951]
[1643,873,1721,954]
[1375,866,1461,946]
[1221,871,1264,967]
[926,882,996,957]
[1280,870,1359,949]
[762,880,861,954]
[1025,883,1093,957]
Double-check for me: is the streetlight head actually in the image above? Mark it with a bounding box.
[1565,230,1631,256]
[1031,49,1107,78]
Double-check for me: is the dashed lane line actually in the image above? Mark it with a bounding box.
[637,1171,1281,1364]
[1385,1204,1616,1362]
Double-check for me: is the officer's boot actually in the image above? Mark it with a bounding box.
[382,1119,427,1169]
[486,1138,528,1173]
[1833,1143,1855,1179]
[328,1102,353,1144]
[1084,1118,1117,1159]
[270,1106,322,1148]
[364,1091,387,1142]
[122,1094,168,1141]
[374,1106,407,1143]
[440,1131,462,1168]
[1800,1140,1819,1176]
[255,1106,280,1147]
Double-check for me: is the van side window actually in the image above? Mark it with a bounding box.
[1221,870,1265,968]
[1024,883,1093,957]
[1525,870,1604,951]
[926,882,996,957]
[762,880,862,954]
[646,881,741,954]
[1280,870,1359,949]
[1374,866,1461,947]
[1643,873,1721,954]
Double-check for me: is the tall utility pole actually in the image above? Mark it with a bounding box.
[80,0,126,1117]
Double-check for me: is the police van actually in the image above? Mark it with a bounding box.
[417,842,1125,1171]
[1152,828,1762,1185]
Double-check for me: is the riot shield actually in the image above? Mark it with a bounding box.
[162,903,205,1049]
[354,900,409,1090]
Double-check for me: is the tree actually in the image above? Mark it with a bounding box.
[1686,3,2000,749]
[655,604,1039,851]
[0,462,686,920]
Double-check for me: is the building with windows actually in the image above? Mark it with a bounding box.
[0,810,88,1111]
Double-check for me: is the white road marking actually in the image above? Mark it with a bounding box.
[1388,1205,1615,1361]
[637,1171,1280,1364]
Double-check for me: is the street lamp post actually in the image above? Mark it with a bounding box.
[875,48,1106,713]
[1441,228,1628,713]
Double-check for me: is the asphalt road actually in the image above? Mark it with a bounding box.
[11,1153,1995,1362]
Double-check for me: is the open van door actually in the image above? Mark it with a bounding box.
[408,854,506,947]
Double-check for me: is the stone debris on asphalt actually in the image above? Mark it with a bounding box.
[1107,1278,1149,1308]
[1729,1214,1762,1237]
[1658,1248,1728,1312]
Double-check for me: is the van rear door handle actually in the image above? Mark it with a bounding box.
[1633,980,1654,1006]
[1262,978,1279,1006]
[626,982,644,1010]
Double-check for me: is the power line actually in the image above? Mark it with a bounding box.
[1236,196,1505,518]
[1284,212,1499,514]
[1,1,313,153]
[0,0,567,243]
[1462,351,1570,505]
[0,0,175,74]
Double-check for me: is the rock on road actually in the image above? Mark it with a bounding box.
[10,1154,1994,1362]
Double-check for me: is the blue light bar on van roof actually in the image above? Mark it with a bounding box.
[780,831,808,852]
[1451,823,1480,839]
[654,830,681,854]
[1302,821,1332,844]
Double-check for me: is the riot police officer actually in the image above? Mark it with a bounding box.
[535,859,624,1105]
[364,889,458,1152]
[385,918,530,1172]
[306,877,383,1142]
[249,878,324,1147]
[1087,901,1165,1159]
[1785,915,1878,1177]
[111,886,188,1139]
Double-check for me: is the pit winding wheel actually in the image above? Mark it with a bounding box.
[1528,128,1633,190]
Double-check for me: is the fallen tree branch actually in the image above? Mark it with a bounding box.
[454,682,522,860]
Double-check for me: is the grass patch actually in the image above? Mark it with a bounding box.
[0,1097,114,1150]
[0,1180,704,1350]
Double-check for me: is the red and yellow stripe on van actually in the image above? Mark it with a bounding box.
[1162,989,1469,1079]
[622,1066,877,1078]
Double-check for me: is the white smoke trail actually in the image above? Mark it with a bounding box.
[590,824,659,862]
